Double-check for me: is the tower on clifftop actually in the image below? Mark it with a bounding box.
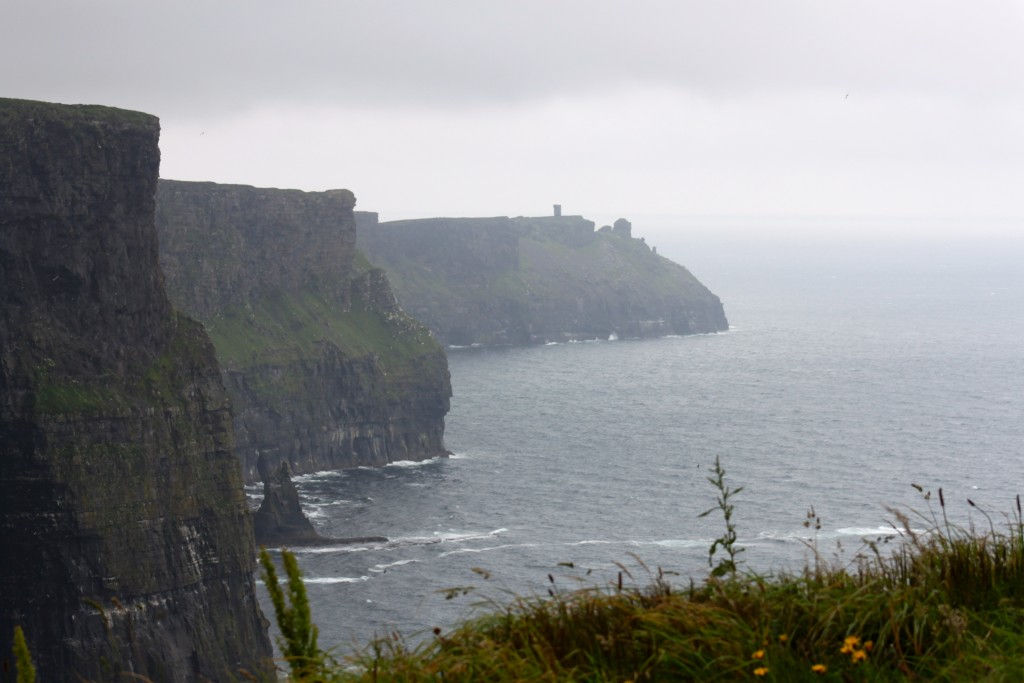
[553,204,562,217]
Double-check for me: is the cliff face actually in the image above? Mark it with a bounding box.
[157,181,451,482]
[357,212,729,346]
[0,99,271,679]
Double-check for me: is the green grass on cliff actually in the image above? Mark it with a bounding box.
[0,97,157,127]
[265,475,1024,681]
[32,314,215,416]
[203,288,438,374]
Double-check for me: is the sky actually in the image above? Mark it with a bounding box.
[4,1,1024,240]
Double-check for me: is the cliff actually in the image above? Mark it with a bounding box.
[156,181,451,482]
[356,212,728,346]
[0,99,271,679]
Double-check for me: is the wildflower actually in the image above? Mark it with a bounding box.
[840,635,861,654]
[752,649,765,660]
[811,663,827,674]
[753,667,769,677]
[851,649,868,663]
[778,634,788,643]
[864,640,874,652]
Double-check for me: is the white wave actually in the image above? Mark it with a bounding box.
[835,526,911,537]
[753,526,918,544]
[385,456,443,468]
[286,543,383,554]
[448,452,472,460]
[648,538,709,549]
[439,543,540,558]
[566,539,616,546]
[291,469,347,483]
[568,538,710,549]
[544,341,559,346]
[304,576,371,584]
[608,333,619,341]
[369,559,419,572]
[390,528,506,547]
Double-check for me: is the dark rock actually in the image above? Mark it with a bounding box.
[252,454,386,547]
[156,181,452,481]
[0,98,271,679]
[253,454,321,545]
[356,212,728,346]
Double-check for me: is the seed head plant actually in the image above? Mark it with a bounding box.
[698,456,745,578]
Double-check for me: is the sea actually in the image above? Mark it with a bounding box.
[252,222,1024,658]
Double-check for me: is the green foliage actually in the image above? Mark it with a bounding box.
[12,626,36,683]
[259,548,334,680]
[267,473,1024,680]
[204,288,437,374]
[31,313,208,416]
[698,456,745,578]
[338,492,1024,681]
[32,380,125,415]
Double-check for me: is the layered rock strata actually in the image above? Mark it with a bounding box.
[156,181,451,482]
[0,99,271,679]
[356,212,728,346]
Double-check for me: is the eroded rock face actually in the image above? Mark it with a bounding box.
[0,99,271,679]
[253,454,322,545]
[156,181,451,481]
[356,212,729,346]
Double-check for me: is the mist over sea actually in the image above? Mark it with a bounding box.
[255,226,1024,656]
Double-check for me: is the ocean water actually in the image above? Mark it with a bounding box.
[255,231,1024,657]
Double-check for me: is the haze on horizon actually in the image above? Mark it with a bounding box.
[3,1,1024,240]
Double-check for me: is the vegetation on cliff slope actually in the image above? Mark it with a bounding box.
[203,286,437,377]
[264,471,1024,681]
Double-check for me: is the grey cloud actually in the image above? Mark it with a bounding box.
[3,0,1024,116]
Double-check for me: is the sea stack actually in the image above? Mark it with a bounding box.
[0,99,271,679]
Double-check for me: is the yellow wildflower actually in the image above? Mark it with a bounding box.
[753,667,769,676]
[778,634,788,643]
[851,649,868,663]
[811,664,827,674]
[864,640,874,652]
[752,650,765,660]
[840,634,861,654]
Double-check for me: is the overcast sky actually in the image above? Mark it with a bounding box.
[4,1,1024,238]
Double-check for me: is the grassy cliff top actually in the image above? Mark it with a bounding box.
[0,97,157,128]
[158,178,355,204]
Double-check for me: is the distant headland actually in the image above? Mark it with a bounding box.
[357,206,728,347]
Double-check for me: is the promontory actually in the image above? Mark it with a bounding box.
[356,211,728,346]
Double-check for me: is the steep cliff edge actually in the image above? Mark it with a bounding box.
[156,181,451,482]
[0,99,271,679]
[357,213,728,346]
